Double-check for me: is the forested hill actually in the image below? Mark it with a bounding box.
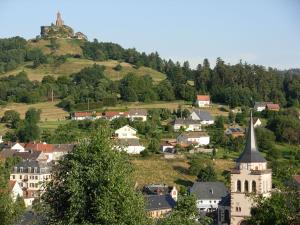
[0,36,300,111]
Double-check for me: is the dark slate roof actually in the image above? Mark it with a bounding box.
[190,182,228,200]
[0,148,15,159]
[192,110,213,121]
[116,138,141,147]
[145,195,176,211]
[143,184,171,195]
[236,114,267,163]
[174,118,201,125]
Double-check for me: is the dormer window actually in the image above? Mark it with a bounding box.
[28,167,31,173]
[20,167,23,173]
[34,167,38,173]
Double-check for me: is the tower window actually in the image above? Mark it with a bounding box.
[252,181,256,193]
[237,180,241,192]
[245,180,249,192]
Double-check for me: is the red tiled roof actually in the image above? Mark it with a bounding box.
[197,95,210,101]
[8,180,16,191]
[25,143,54,153]
[73,111,101,117]
[266,103,280,110]
[105,111,129,119]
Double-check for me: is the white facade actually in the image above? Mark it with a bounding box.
[161,144,175,153]
[177,134,210,146]
[197,100,210,107]
[196,199,221,213]
[121,145,145,154]
[9,181,23,202]
[115,125,138,139]
[255,106,266,112]
[11,143,25,152]
[173,123,201,132]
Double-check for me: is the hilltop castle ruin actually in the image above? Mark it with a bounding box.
[40,12,87,40]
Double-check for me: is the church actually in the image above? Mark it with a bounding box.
[40,12,87,40]
[218,114,272,225]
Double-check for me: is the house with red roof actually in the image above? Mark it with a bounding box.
[71,111,102,120]
[266,103,280,111]
[196,95,211,107]
[103,111,129,121]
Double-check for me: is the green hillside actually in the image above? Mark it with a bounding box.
[1,39,166,82]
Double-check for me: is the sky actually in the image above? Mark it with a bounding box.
[0,0,299,69]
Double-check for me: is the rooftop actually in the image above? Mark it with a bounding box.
[197,95,210,101]
[190,182,228,200]
[129,109,148,116]
[174,118,201,125]
[145,194,176,211]
[192,110,213,121]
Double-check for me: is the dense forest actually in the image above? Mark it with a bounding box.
[1,36,300,109]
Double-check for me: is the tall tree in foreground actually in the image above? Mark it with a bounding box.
[247,188,300,225]
[40,126,151,225]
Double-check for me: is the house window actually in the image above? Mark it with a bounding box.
[12,175,15,179]
[28,167,31,173]
[35,176,38,180]
[237,180,241,192]
[245,180,249,192]
[252,181,257,193]
[20,175,22,179]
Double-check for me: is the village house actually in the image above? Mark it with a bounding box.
[190,182,229,215]
[11,142,26,152]
[225,127,245,138]
[160,140,176,153]
[8,180,23,202]
[173,118,202,131]
[196,95,211,107]
[103,111,129,121]
[115,138,145,154]
[253,102,271,112]
[115,125,138,139]
[70,111,102,121]
[253,117,262,128]
[128,109,148,121]
[177,131,210,147]
[144,184,178,218]
[266,103,280,111]
[10,160,52,207]
[190,110,214,125]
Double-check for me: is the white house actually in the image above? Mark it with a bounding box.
[115,139,145,154]
[196,95,211,107]
[253,117,262,128]
[0,136,3,144]
[129,109,148,121]
[190,110,214,125]
[177,132,210,147]
[190,182,229,214]
[8,180,23,202]
[173,118,202,131]
[11,143,26,152]
[71,111,102,121]
[115,125,138,139]
[253,102,273,112]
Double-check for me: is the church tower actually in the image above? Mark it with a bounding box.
[230,113,272,225]
[56,11,64,27]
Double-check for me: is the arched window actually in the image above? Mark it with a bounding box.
[237,180,241,192]
[252,181,256,193]
[245,180,249,192]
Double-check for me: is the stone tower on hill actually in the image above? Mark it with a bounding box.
[40,12,87,40]
[56,11,64,27]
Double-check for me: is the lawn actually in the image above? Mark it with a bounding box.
[1,58,166,82]
[0,101,68,121]
[131,153,235,189]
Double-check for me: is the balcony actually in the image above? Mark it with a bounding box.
[250,169,272,175]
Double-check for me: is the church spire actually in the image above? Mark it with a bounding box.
[236,112,266,163]
[56,11,64,27]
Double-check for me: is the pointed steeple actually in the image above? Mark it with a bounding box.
[236,112,266,163]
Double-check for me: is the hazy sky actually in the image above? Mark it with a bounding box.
[0,0,299,69]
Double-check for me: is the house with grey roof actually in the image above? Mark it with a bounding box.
[173,118,202,131]
[177,131,210,147]
[190,181,229,214]
[144,185,178,218]
[190,110,214,125]
[115,138,145,154]
[128,109,148,121]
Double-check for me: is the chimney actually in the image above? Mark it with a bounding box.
[170,186,178,201]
